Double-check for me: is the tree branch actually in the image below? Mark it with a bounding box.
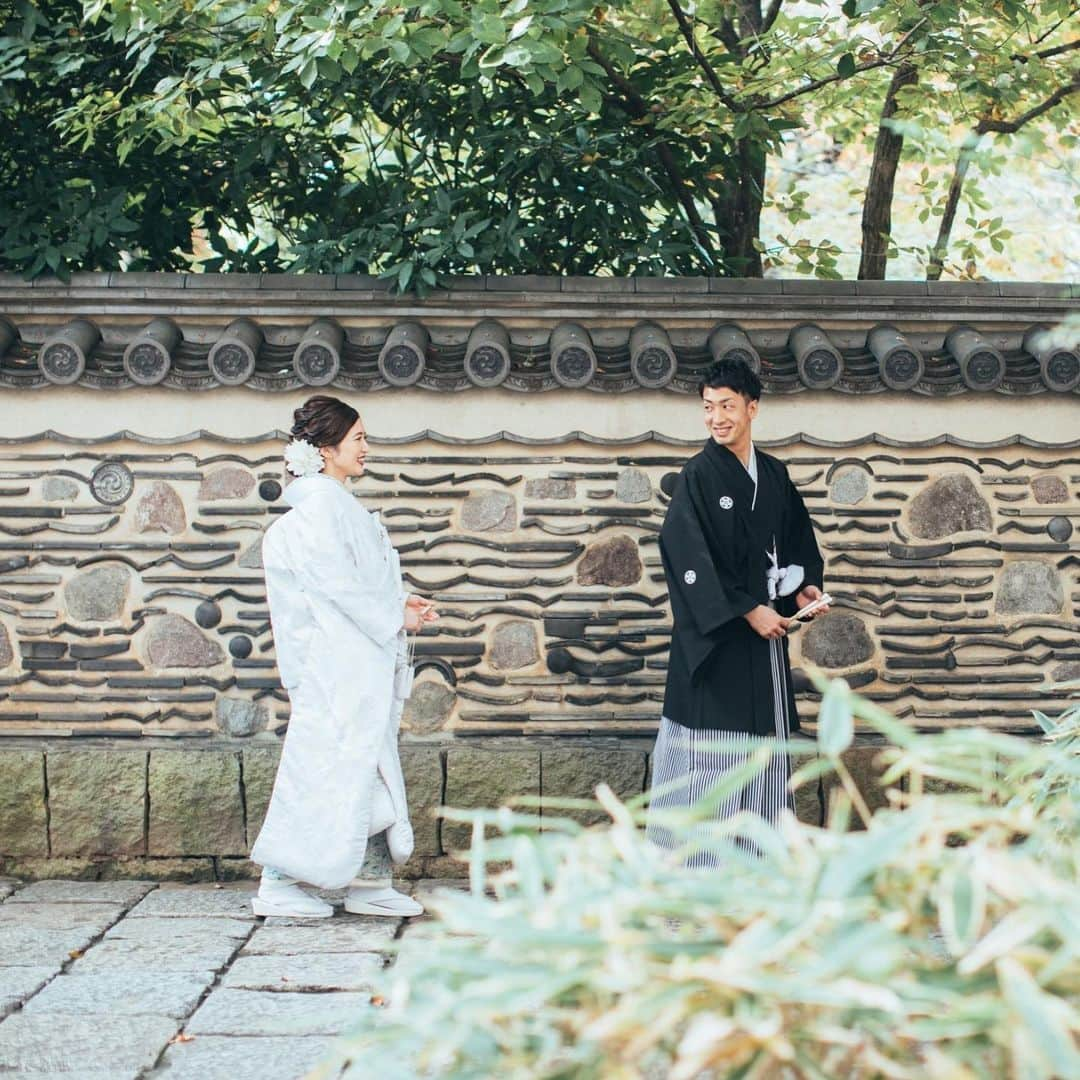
[976,70,1080,134]
[1018,38,1080,64]
[716,17,742,56]
[587,37,718,261]
[755,15,926,109]
[757,54,897,109]
[927,72,1079,280]
[665,0,738,108]
[762,0,785,35]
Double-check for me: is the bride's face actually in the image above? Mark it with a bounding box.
[321,416,369,480]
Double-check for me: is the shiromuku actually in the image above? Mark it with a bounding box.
[250,395,437,919]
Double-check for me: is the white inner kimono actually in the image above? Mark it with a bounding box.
[251,473,414,889]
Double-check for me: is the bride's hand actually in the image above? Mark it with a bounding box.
[406,593,439,624]
[404,595,438,632]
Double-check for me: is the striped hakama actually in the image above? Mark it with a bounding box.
[647,634,794,865]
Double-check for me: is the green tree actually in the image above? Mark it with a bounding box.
[2,0,1076,282]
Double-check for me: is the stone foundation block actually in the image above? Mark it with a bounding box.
[443,748,539,851]
[399,746,443,856]
[241,745,281,846]
[0,751,47,856]
[46,750,147,857]
[540,748,647,826]
[96,858,219,883]
[822,744,899,826]
[148,751,245,856]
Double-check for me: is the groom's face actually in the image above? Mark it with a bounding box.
[702,385,757,448]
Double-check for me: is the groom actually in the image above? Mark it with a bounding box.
[648,358,827,859]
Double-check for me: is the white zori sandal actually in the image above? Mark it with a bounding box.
[344,880,424,917]
[252,872,334,919]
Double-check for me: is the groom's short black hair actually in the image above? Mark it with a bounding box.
[698,358,762,402]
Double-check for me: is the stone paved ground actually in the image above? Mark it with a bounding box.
[0,877,448,1079]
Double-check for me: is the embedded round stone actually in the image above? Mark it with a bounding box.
[195,600,222,629]
[208,340,256,385]
[198,467,255,502]
[43,476,79,502]
[145,614,225,668]
[995,561,1064,615]
[524,478,575,500]
[90,462,134,506]
[228,635,253,660]
[908,474,992,539]
[465,342,510,388]
[1048,516,1073,543]
[238,535,264,569]
[1031,476,1068,504]
[577,535,643,587]
[616,468,652,504]
[631,344,676,389]
[0,621,12,669]
[216,696,267,737]
[258,479,282,502]
[830,467,869,506]
[1051,660,1080,683]
[461,491,516,532]
[490,620,539,671]
[124,340,171,385]
[402,681,456,734]
[660,472,680,497]
[64,566,131,622]
[134,481,186,535]
[800,612,874,669]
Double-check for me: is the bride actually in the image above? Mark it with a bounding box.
[250,395,438,919]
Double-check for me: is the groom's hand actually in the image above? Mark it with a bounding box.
[745,604,790,640]
[795,585,829,619]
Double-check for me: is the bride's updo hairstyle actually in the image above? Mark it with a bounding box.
[291,395,359,449]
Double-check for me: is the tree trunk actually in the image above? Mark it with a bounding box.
[713,137,766,276]
[926,134,981,281]
[858,61,917,280]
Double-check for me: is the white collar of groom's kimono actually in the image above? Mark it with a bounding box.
[742,443,758,511]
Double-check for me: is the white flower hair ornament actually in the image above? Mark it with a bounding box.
[283,438,325,478]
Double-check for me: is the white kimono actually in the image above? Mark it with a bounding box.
[250,473,414,889]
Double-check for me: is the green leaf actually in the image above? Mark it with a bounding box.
[836,53,856,79]
[818,680,854,757]
[579,82,601,114]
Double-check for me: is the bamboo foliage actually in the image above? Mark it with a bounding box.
[321,681,1080,1079]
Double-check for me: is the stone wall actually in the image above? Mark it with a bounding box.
[0,426,1076,877]
[0,429,1076,740]
[1,274,1077,876]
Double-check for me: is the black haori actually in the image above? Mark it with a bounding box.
[647,440,824,862]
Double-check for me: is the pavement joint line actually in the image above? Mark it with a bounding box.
[139,902,260,1076]
[0,880,163,1023]
[0,882,445,1075]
